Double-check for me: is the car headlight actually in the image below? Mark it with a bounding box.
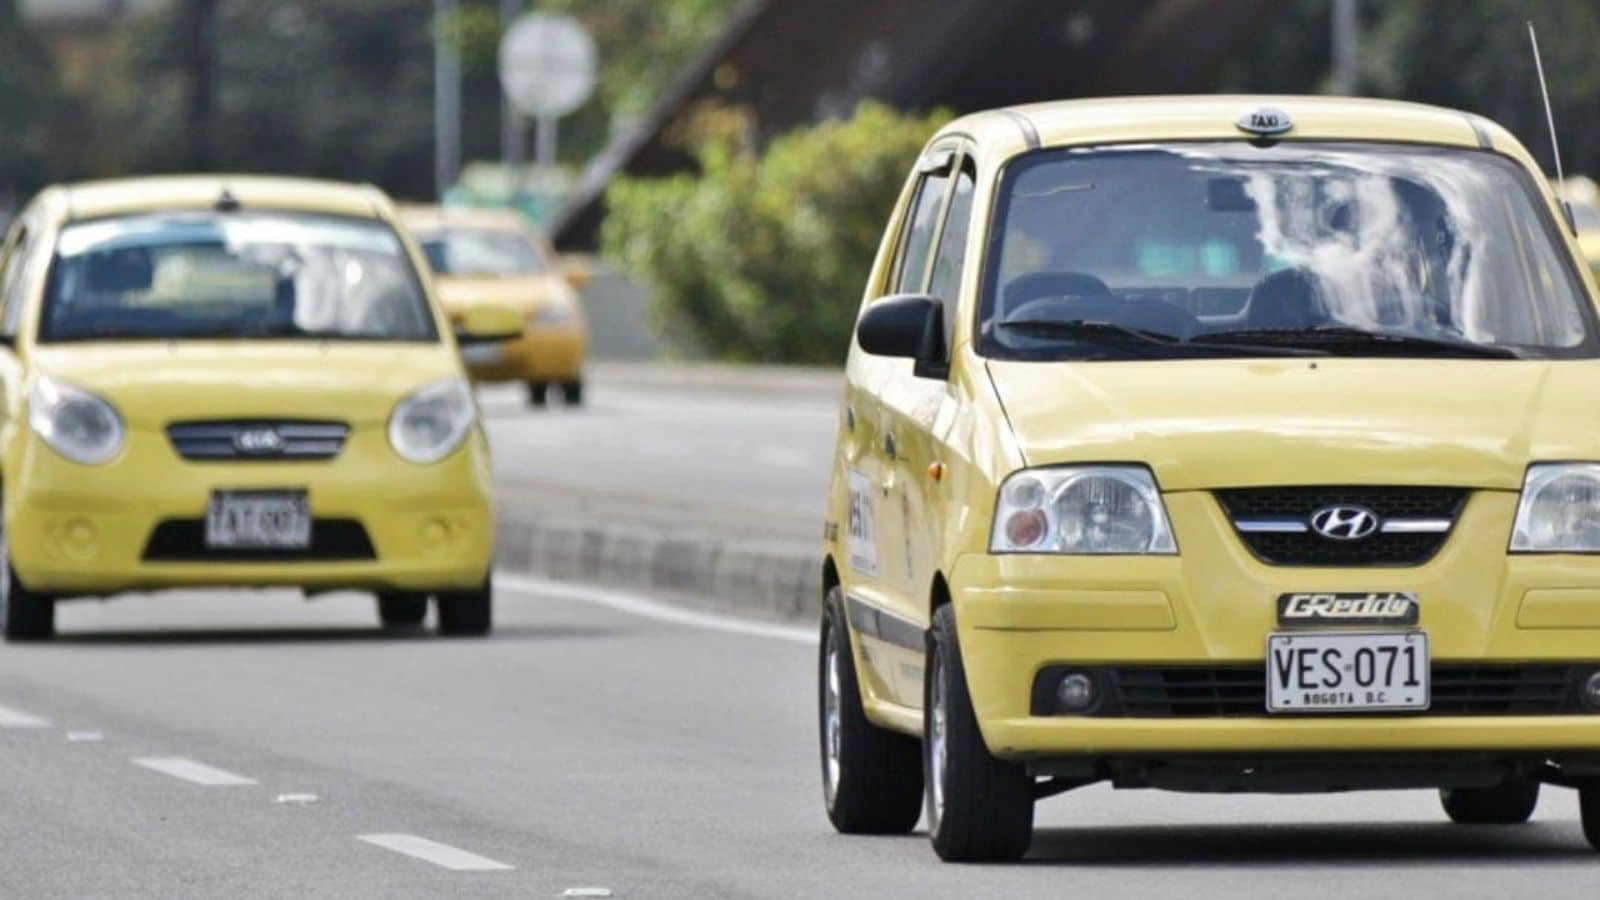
[534,302,575,325]
[990,465,1177,554]
[29,375,124,465]
[1511,463,1600,552]
[388,377,475,463]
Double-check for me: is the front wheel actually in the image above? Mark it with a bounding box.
[0,510,52,642]
[561,380,584,406]
[1440,780,1539,825]
[925,604,1033,862]
[1582,782,1600,851]
[436,578,492,636]
[376,592,429,629]
[818,587,922,833]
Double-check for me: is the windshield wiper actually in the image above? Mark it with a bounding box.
[994,319,1323,358]
[1191,325,1519,359]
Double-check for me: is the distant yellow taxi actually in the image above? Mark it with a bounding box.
[400,206,587,406]
[821,96,1600,860]
[0,176,522,640]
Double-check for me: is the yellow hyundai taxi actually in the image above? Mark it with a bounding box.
[0,176,521,641]
[820,96,1600,861]
[400,206,587,406]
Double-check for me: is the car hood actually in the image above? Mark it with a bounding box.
[434,275,568,316]
[31,342,461,428]
[984,357,1600,491]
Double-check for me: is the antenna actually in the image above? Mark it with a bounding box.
[1527,21,1575,233]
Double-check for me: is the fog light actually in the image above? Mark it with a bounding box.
[1584,672,1600,711]
[1056,672,1096,712]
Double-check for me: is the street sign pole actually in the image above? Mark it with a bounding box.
[433,0,461,200]
[498,12,596,218]
[499,0,525,192]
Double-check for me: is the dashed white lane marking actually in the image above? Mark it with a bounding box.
[132,757,258,786]
[0,704,51,728]
[66,731,104,743]
[563,889,614,898]
[357,834,513,871]
[496,573,816,646]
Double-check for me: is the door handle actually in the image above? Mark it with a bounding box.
[884,431,897,459]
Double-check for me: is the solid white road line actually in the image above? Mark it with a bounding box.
[131,757,258,786]
[357,834,514,872]
[496,572,817,646]
[0,704,52,728]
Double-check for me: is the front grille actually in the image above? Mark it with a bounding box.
[166,421,350,462]
[1031,664,1586,717]
[1215,486,1468,566]
[142,519,376,561]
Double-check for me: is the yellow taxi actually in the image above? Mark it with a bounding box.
[820,96,1600,861]
[0,176,522,640]
[400,206,587,406]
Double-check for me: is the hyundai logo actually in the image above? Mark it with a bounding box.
[233,427,285,455]
[1309,505,1380,541]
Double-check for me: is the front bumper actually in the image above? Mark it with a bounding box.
[6,426,494,595]
[465,323,585,383]
[952,490,1600,760]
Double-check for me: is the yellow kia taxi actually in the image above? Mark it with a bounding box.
[400,206,588,406]
[0,176,523,641]
[820,96,1600,861]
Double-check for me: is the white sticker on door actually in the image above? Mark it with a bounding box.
[846,469,879,576]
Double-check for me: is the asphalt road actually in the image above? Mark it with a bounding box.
[4,371,1600,897]
[479,367,838,547]
[5,577,1600,898]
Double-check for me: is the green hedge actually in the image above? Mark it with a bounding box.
[600,102,951,363]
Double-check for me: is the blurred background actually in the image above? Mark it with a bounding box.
[2,0,1597,364]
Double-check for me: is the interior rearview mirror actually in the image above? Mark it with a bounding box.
[856,294,948,379]
[454,303,525,345]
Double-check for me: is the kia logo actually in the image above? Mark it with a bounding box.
[1309,505,1380,541]
[234,427,285,455]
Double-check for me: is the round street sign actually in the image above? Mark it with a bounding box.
[498,12,597,119]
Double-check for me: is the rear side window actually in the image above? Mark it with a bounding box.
[0,223,35,338]
[928,160,976,334]
[892,168,951,294]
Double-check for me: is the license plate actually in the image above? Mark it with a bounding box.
[205,490,311,549]
[1266,631,1429,713]
[460,343,506,366]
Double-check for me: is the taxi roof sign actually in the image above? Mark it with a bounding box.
[1237,106,1293,137]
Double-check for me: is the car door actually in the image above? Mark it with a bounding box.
[0,213,39,441]
[851,144,963,707]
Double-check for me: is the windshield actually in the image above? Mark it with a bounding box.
[40,212,437,343]
[977,142,1597,361]
[419,227,547,277]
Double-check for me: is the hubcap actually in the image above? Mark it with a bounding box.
[823,628,842,806]
[929,650,948,824]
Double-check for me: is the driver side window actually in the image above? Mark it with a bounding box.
[0,222,34,339]
[891,163,951,295]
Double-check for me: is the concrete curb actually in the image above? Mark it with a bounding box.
[496,513,821,623]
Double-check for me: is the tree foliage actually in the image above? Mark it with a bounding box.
[600,102,950,363]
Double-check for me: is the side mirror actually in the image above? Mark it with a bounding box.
[856,293,948,379]
[454,303,525,345]
[559,256,595,292]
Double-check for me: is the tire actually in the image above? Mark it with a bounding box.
[1440,780,1539,825]
[561,380,584,406]
[1581,782,1600,851]
[436,578,492,636]
[376,592,428,628]
[818,587,923,834]
[0,509,52,642]
[925,604,1033,862]
[526,381,548,407]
